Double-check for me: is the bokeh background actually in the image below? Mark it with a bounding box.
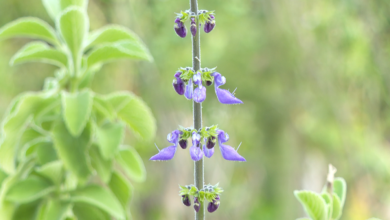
[1,0,390,219]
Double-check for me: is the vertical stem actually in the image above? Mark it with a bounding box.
[190,0,204,219]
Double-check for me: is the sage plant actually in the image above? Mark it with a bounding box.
[0,0,155,219]
[151,0,245,218]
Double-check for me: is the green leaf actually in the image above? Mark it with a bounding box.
[71,185,125,219]
[0,201,16,220]
[36,161,63,185]
[0,17,59,45]
[57,6,89,75]
[61,90,93,136]
[106,92,156,140]
[52,121,92,182]
[294,190,328,220]
[6,176,54,203]
[36,142,58,165]
[96,122,124,160]
[109,171,133,208]
[116,147,146,183]
[36,199,71,220]
[60,0,88,10]
[12,201,39,220]
[92,95,114,121]
[10,42,68,67]
[89,145,112,183]
[333,177,347,208]
[320,193,332,219]
[87,25,142,48]
[332,193,342,220]
[0,169,7,187]
[87,41,152,67]
[73,203,110,220]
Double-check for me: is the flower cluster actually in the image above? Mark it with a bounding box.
[174,10,216,38]
[150,125,246,161]
[173,67,243,104]
[179,184,223,213]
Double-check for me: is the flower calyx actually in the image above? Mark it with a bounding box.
[174,10,216,38]
[179,183,223,213]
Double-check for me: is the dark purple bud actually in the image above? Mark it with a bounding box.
[206,136,216,149]
[206,80,213,86]
[182,195,191,207]
[193,197,200,212]
[179,139,188,149]
[173,72,185,95]
[204,15,216,33]
[190,17,197,36]
[207,195,220,213]
[174,18,187,38]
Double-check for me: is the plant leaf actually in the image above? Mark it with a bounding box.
[89,145,112,183]
[106,92,156,140]
[73,203,110,220]
[92,95,114,121]
[87,41,152,67]
[61,90,93,136]
[5,176,54,203]
[11,201,39,220]
[333,177,347,208]
[36,161,63,185]
[294,190,328,220]
[0,17,59,45]
[71,185,125,219]
[332,193,342,220]
[95,122,124,160]
[87,25,142,48]
[11,42,68,67]
[36,199,71,220]
[109,171,133,208]
[116,147,146,183]
[52,121,92,182]
[36,142,58,165]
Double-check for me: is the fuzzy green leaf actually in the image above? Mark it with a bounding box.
[294,190,328,220]
[0,17,59,45]
[116,147,146,183]
[61,90,93,136]
[6,176,54,203]
[73,203,110,220]
[71,185,125,219]
[109,171,133,209]
[87,25,141,48]
[92,95,114,121]
[37,199,71,220]
[95,122,124,160]
[36,161,63,185]
[87,41,152,67]
[333,177,347,208]
[11,42,68,67]
[89,145,112,183]
[52,121,92,182]
[332,193,342,220]
[36,142,58,165]
[11,201,39,220]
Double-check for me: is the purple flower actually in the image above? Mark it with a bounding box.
[190,17,197,36]
[217,130,246,161]
[204,14,216,33]
[203,141,214,158]
[150,130,182,160]
[184,78,193,100]
[190,132,203,161]
[207,195,220,213]
[182,195,191,206]
[211,72,243,104]
[194,197,200,212]
[174,17,187,38]
[193,72,206,103]
[206,136,216,149]
[173,72,185,95]
[179,139,188,149]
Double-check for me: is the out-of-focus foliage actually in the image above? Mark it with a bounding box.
[1,0,390,219]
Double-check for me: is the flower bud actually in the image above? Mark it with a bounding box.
[173,72,185,95]
[174,18,187,38]
[206,136,216,149]
[194,197,200,212]
[182,194,191,207]
[207,195,220,213]
[190,17,197,36]
[204,15,215,33]
[206,80,213,86]
[179,139,188,149]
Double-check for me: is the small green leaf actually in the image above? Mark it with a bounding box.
[87,41,152,67]
[332,193,342,220]
[60,0,88,10]
[92,95,114,121]
[109,171,133,209]
[0,17,59,45]
[11,201,39,220]
[36,142,58,165]
[89,145,112,183]
[61,90,93,136]
[320,193,332,219]
[52,121,92,182]
[116,147,146,183]
[6,176,54,203]
[0,169,7,187]
[294,190,328,220]
[0,201,16,220]
[106,92,156,140]
[96,122,124,160]
[36,161,63,185]
[71,185,125,219]
[333,177,347,208]
[73,203,110,220]
[11,42,68,67]
[87,25,141,48]
[36,199,71,220]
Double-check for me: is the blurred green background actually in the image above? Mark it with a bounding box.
[1,0,390,219]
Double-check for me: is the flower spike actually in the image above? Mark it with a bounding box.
[212,72,243,104]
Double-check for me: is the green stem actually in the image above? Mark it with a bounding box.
[189,0,204,219]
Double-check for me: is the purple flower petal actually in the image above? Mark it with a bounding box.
[203,144,214,158]
[173,72,185,95]
[219,144,246,161]
[193,87,206,103]
[184,78,193,100]
[174,18,187,38]
[190,17,197,36]
[190,145,203,161]
[192,131,201,147]
[167,130,181,144]
[211,72,243,104]
[150,145,177,161]
[217,130,229,143]
[194,197,200,212]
